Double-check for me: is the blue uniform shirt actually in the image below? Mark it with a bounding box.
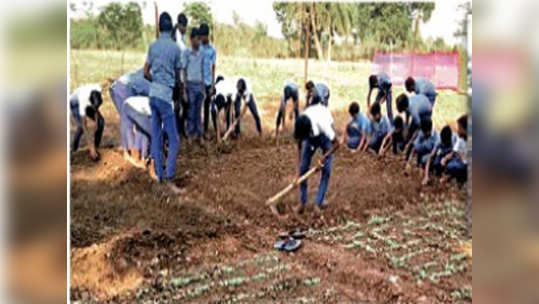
[314,83,330,101]
[415,78,436,105]
[347,113,371,138]
[201,43,217,86]
[146,32,182,103]
[182,48,205,84]
[414,129,440,154]
[370,115,391,140]
[408,95,432,126]
[378,72,391,89]
[118,69,150,96]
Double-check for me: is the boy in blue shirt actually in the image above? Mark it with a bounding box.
[182,28,205,143]
[144,12,182,192]
[405,118,439,173]
[343,102,370,151]
[379,115,407,156]
[405,76,437,108]
[396,93,432,147]
[422,125,457,185]
[199,23,217,136]
[275,81,300,139]
[305,81,330,107]
[368,72,393,122]
[365,102,391,154]
[441,114,468,184]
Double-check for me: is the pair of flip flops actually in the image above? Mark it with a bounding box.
[273,229,305,252]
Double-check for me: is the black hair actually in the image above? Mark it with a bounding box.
[396,94,409,113]
[159,12,173,33]
[284,86,297,102]
[305,81,315,91]
[348,102,360,116]
[311,94,322,106]
[89,90,103,109]
[404,76,415,93]
[420,118,433,134]
[199,23,210,36]
[457,114,468,132]
[215,75,224,84]
[393,116,404,130]
[177,13,188,27]
[215,94,225,106]
[190,28,198,39]
[440,125,453,146]
[237,78,247,94]
[369,75,378,88]
[370,102,381,117]
[294,115,312,141]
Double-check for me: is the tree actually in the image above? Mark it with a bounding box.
[183,1,213,34]
[97,2,143,50]
[273,2,436,60]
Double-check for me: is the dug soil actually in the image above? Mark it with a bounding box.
[71,96,471,303]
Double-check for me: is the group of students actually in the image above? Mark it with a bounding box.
[342,74,468,187]
[70,12,265,192]
[69,12,467,214]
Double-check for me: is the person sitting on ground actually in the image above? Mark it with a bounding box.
[405,76,437,108]
[230,77,262,138]
[275,81,300,139]
[110,69,151,162]
[211,75,234,141]
[343,101,371,151]
[405,118,440,174]
[396,93,432,152]
[305,81,330,108]
[144,12,182,192]
[364,102,391,154]
[441,114,468,184]
[422,124,457,185]
[379,116,407,157]
[286,103,340,216]
[368,72,393,122]
[70,84,104,161]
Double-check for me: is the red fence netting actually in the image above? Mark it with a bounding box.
[372,51,460,90]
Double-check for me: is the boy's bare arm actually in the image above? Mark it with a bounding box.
[379,131,393,156]
[82,116,98,160]
[144,62,152,81]
[367,88,372,108]
[216,111,221,142]
[422,150,436,185]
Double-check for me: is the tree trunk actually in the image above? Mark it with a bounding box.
[303,3,310,89]
[327,24,332,62]
[297,31,301,58]
[310,3,324,60]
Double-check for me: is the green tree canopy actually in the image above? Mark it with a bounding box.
[183,1,213,31]
[97,2,143,50]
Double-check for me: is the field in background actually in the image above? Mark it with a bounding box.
[70,49,471,303]
[71,49,467,132]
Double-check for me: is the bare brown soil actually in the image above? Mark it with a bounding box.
[70,96,471,303]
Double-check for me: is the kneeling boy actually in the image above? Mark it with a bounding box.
[344,101,370,151]
[405,118,439,172]
[365,102,391,154]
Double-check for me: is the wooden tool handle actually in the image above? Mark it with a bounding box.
[265,143,339,206]
[222,104,248,141]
